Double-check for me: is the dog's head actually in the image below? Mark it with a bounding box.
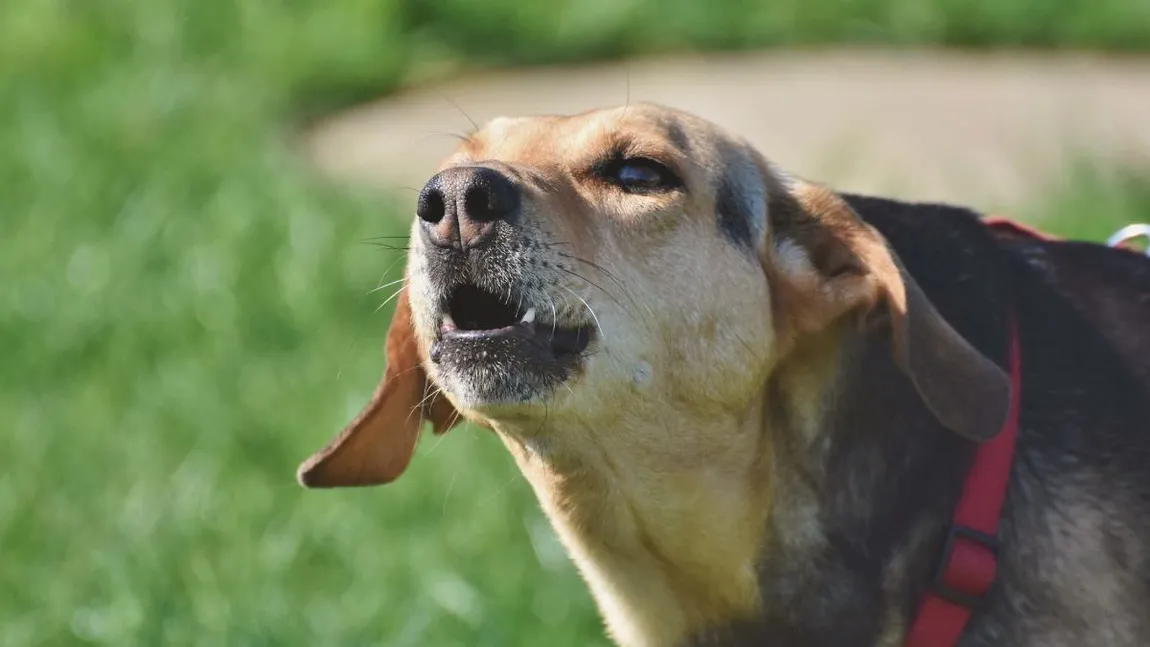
[298,103,1011,488]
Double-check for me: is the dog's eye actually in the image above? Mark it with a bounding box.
[601,157,681,192]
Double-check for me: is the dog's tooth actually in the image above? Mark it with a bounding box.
[521,307,537,324]
[441,313,457,331]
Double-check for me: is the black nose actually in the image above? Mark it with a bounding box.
[416,166,520,250]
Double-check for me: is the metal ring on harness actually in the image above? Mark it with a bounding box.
[1107,224,1150,256]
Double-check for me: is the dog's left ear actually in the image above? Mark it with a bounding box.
[763,179,1012,442]
[297,286,462,488]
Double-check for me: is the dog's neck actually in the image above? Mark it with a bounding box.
[495,406,771,647]
[486,336,847,647]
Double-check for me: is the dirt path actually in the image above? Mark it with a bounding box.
[304,50,1150,213]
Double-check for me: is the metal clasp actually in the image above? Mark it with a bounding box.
[931,524,999,608]
[1107,224,1150,256]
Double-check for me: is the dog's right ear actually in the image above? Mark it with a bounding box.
[297,287,462,488]
[761,178,1012,442]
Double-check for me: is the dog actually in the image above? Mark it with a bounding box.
[298,103,1150,647]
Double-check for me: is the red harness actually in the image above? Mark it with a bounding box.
[903,325,1021,647]
[903,218,1037,647]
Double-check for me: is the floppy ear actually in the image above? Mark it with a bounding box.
[763,180,1011,442]
[297,287,462,488]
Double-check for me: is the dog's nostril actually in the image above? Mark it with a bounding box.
[416,185,446,224]
[463,184,497,222]
[463,169,519,223]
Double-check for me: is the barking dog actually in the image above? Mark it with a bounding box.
[299,104,1150,647]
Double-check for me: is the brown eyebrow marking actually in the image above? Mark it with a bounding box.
[664,121,692,156]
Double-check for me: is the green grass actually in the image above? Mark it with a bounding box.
[1025,161,1150,243]
[2,0,1149,645]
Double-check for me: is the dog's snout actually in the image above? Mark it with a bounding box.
[417,166,519,250]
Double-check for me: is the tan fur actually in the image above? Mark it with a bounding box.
[299,103,1012,646]
[420,107,784,644]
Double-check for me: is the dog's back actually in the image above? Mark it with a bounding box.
[856,195,1150,646]
[1025,239,1150,388]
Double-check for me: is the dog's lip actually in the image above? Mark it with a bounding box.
[434,317,595,348]
[438,307,536,336]
[441,318,536,341]
[430,311,595,363]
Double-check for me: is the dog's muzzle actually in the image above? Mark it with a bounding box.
[413,166,595,405]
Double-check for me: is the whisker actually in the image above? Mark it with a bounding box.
[560,285,604,339]
[491,126,512,162]
[335,336,359,383]
[557,252,656,323]
[411,384,461,442]
[374,255,409,287]
[361,242,410,252]
[437,94,480,134]
[550,247,627,289]
[406,131,471,149]
[368,260,400,298]
[375,285,407,313]
[557,266,630,315]
[386,363,426,383]
[732,332,767,368]
[557,253,634,299]
[391,364,432,426]
[413,386,444,426]
[474,471,526,513]
[445,407,463,431]
[369,276,408,295]
[421,380,440,409]
[617,66,633,126]
[546,293,558,340]
[441,471,458,517]
[530,398,552,440]
[556,252,614,278]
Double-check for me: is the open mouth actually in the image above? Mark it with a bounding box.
[432,284,593,362]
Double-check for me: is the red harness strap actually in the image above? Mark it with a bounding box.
[904,324,1021,647]
[982,217,1059,242]
[904,221,1029,647]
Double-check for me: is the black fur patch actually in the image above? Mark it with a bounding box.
[716,173,754,248]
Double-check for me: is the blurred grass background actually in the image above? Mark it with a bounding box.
[2,1,1149,646]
